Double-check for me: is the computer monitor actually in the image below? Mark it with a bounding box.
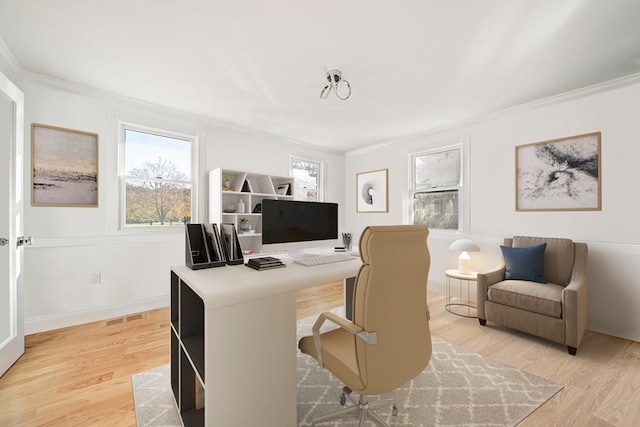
[261,199,338,257]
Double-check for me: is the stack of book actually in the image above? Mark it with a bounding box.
[245,256,286,271]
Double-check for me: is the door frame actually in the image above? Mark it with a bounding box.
[0,71,25,376]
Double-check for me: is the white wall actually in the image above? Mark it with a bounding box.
[3,48,638,341]
[15,75,344,334]
[344,80,640,342]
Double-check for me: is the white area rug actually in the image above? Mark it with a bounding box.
[132,313,562,426]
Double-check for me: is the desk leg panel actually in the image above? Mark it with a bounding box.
[204,291,298,427]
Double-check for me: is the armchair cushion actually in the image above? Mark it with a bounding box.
[488,280,564,318]
[501,243,547,283]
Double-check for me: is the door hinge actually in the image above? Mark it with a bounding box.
[0,237,9,246]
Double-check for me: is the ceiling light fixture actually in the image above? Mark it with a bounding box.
[320,69,351,100]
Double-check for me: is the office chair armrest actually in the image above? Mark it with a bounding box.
[313,311,362,335]
[312,311,377,367]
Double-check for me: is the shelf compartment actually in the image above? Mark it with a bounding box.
[272,178,294,196]
[181,408,205,427]
[246,175,275,194]
[180,280,205,380]
[179,348,205,427]
[209,168,296,256]
[182,334,205,382]
[229,172,248,192]
[170,271,179,331]
[171,331,180,403]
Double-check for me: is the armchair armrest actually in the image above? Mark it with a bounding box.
[562,242,588,349]
[476,264,505,320]
[477,265,505,296]
[312,311,377,367]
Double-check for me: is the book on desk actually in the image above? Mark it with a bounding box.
[245,256,286,271]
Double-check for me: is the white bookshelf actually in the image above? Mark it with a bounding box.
[208,168,294,255]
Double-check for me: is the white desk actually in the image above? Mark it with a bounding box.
[171,253,361,427]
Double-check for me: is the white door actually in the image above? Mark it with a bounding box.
[0,72,25,376]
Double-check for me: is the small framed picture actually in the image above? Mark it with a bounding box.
[516,132,601,211]
[31,123,99,207]
[276,183,290,196]
[356,168,388,213]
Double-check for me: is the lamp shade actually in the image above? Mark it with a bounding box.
[449,239,480,275]
[449,239,480,252]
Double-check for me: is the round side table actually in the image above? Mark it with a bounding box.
[445,269,478,318]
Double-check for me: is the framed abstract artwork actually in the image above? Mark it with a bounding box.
[516,132,601,211]
[356,168,388,213]
[31,123,99,207]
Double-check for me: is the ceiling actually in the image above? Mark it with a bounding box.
[1,1,639,153]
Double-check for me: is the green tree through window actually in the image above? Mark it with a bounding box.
[121,127,194,228]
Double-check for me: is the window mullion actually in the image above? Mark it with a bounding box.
[124,175,191,186]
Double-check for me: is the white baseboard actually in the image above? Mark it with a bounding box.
[24,288,638,344]
[429,281,446,295]
[25,296,169,335]
[588,316,640,343]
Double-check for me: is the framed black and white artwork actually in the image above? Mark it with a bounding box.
[516,132,601,211]
[356,168,388,213]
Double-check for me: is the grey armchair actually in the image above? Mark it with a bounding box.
[477,236,588,355]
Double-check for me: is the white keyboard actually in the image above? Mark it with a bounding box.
[293,253,356,266]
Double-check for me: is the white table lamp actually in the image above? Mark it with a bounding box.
[449,239,480,275]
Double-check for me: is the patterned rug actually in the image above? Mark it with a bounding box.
[132,313,562,426]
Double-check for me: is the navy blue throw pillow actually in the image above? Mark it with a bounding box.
[500,243,547,283]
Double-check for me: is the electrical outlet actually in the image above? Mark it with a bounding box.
[90,272,101,285]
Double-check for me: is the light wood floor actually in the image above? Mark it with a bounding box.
[1,281,638,427]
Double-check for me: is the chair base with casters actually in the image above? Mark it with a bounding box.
[312,386,398,426]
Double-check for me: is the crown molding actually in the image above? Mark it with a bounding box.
[346,73,640,156]
[21,70,345,155]
[7,49,639,158]
[0,38,21,79]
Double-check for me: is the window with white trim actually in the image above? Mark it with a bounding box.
[410,145,463,231]
[119,124,196,229]
[290,156,324,201]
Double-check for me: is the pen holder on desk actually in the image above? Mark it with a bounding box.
[342,233,352,252]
